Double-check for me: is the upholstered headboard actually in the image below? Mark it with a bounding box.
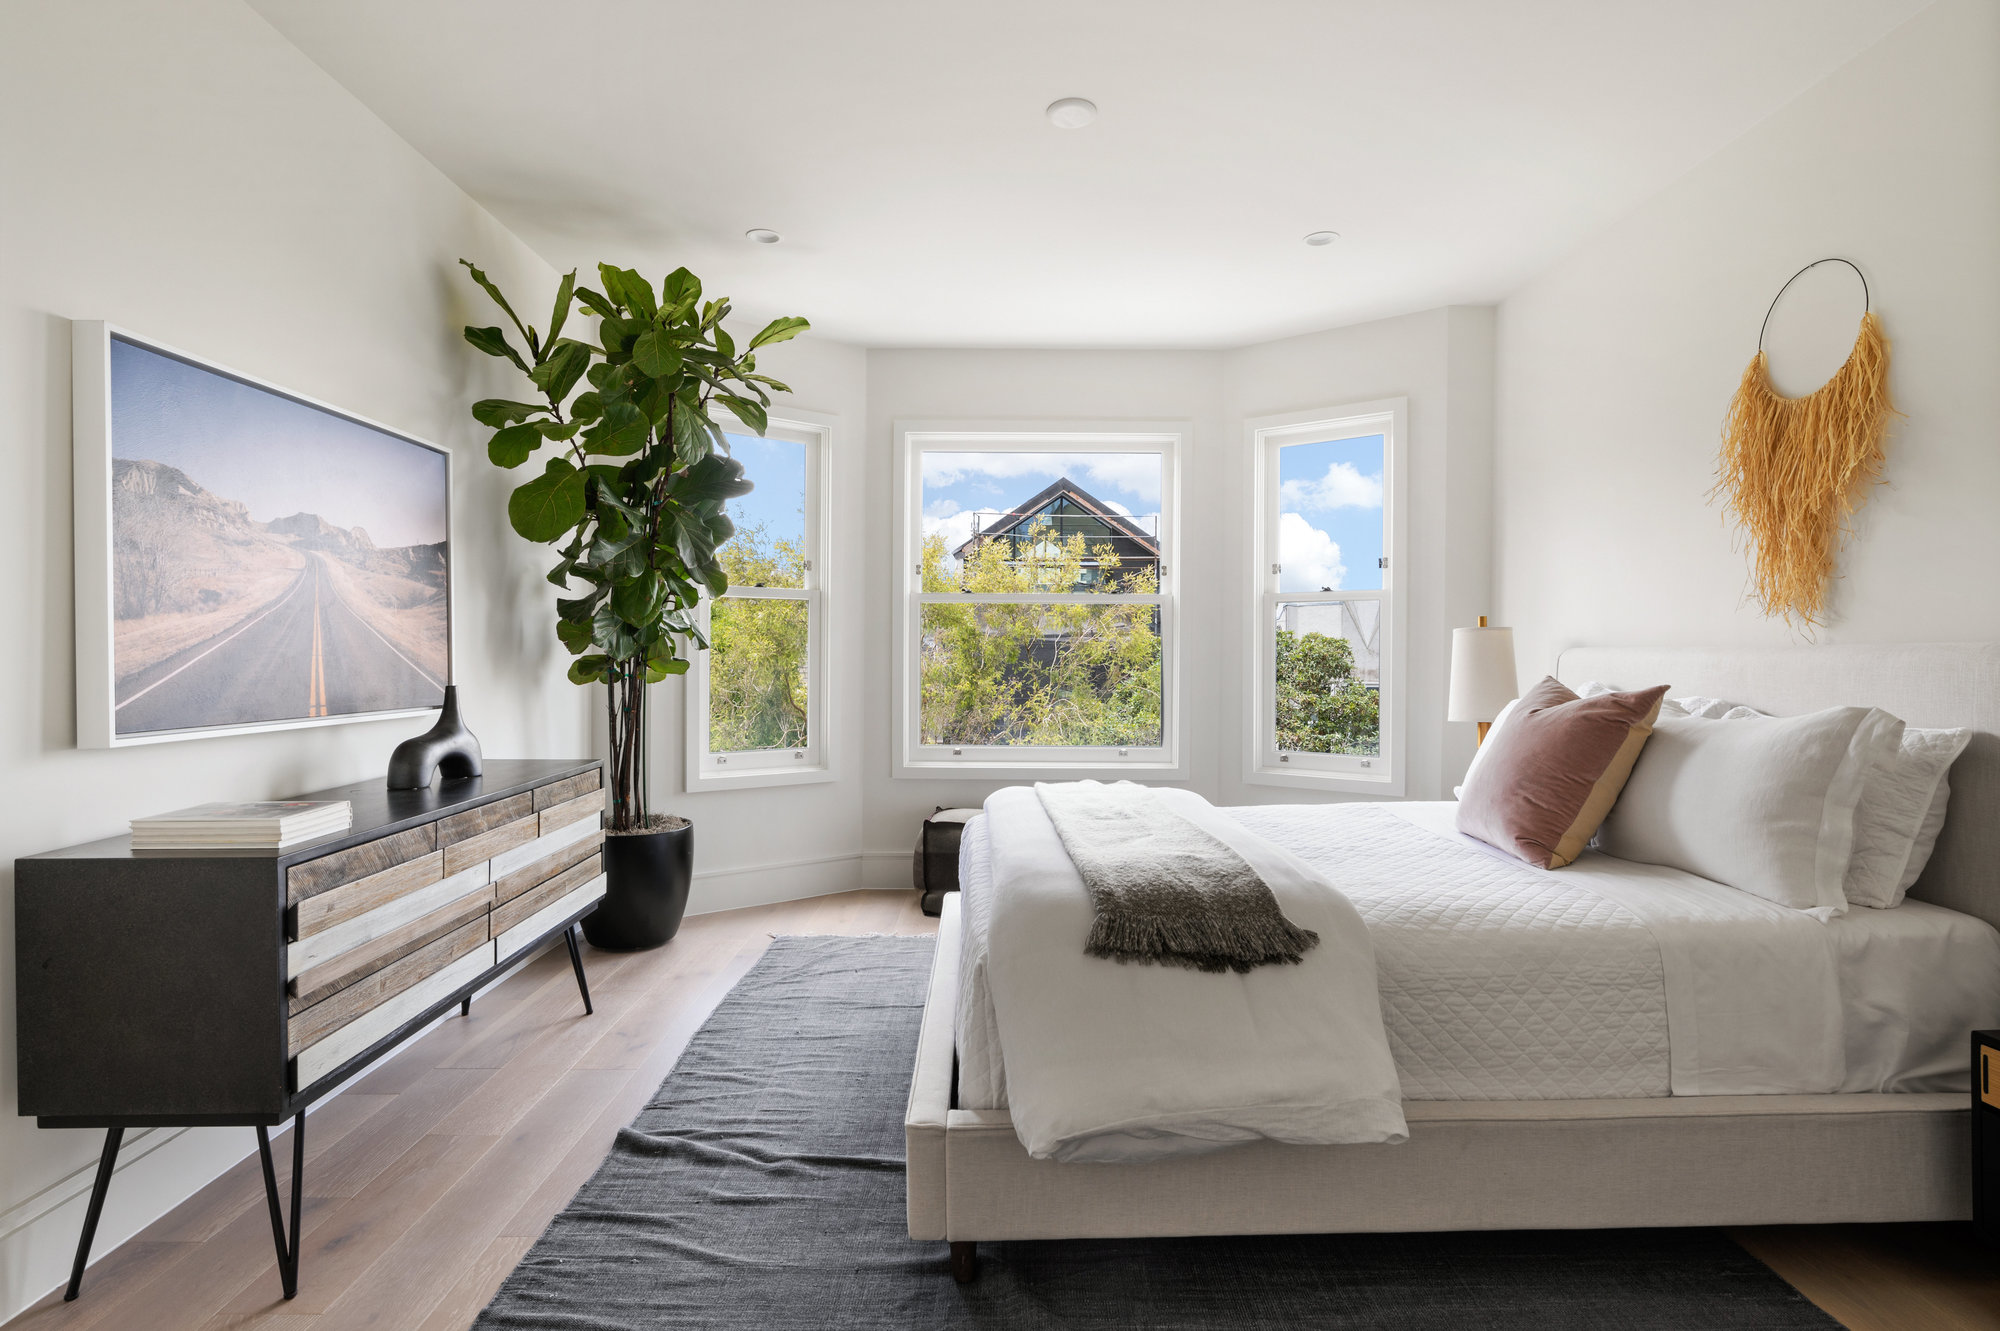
[1555,643,2000,932]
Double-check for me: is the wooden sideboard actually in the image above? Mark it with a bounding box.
[14,758,608,1302]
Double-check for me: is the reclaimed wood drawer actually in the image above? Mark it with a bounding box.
[538,788,605,836]
[496,874,607,963]
[533,768,601,811]
[488,815,602,883]
[492,854,603,937]
[441,803,538,875]
[491,826,604,907]
[288,914,491,1056]
[290,889,492,1007]
[287,823,436,906]
[293,946,492,1087]
[292,851,445,940]
[286,862,491,980]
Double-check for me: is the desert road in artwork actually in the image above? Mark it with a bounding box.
[115,553,443,735]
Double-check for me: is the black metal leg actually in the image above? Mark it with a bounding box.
[255,1113,304,1300]
[565,924,594,1015]
[950,1240,977,1283]
[460,995,471,1016]
[64,1126,123,1301]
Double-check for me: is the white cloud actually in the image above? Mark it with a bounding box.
[924,498,962,520]
[921,451,1163,505]
[1280,461,1382,513]
[1104,499,1132,516]
[922,506,1003,553]
[1277,513,1345,592]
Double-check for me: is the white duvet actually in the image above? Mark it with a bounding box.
[982,786,1407,1163]
[962,799,2000,1159]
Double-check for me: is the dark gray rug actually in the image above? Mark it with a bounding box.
[476,934,1839,1330]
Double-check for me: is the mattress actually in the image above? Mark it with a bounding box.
[956,800,2000,1109]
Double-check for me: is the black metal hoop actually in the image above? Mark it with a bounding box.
[1758,257,1870,353]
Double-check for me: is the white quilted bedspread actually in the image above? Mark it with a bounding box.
[953,799,1958,1109]
[1229,804,1671,1099]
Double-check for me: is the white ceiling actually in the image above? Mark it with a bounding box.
[250,0,1926,349]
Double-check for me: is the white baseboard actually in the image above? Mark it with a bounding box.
[684,850,866,916]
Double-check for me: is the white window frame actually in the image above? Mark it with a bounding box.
[893,419,1187,780]
[685,408,834,791]
[1245,398,1408,796]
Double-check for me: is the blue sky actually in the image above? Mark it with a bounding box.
[109,336,447,548]
[721,431,806,550]
[920,451,1163,557]
[1276,434,1384,592]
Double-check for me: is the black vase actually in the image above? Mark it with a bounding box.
[385,685,483,789]
[583,819,693,950]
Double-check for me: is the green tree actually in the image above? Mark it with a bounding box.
[1274,629,1380,754]
[708,522,809,752]
[919,521,1161,747]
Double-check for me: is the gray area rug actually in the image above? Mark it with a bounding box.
[477,934,1839,1329]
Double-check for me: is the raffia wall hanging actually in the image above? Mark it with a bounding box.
[1712,258,1894,628]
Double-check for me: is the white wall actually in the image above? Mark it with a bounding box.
[1494,0,2000,679]
[0,1,587,1318]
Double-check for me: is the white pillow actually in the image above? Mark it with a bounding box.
[1596,705,1904,916]
[1865,726,1971,907]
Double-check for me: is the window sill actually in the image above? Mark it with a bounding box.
[895,756,1189,782]
[687,764,837,793]
[1242,765,1405,798]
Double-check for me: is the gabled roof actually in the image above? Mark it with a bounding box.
[951,476,1160,560]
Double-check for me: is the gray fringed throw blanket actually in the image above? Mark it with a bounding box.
[1035,781,1319,973]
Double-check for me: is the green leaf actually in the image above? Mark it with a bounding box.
[597,315,635,357]
[572,286,617,319]
[567,654,613,685]
[581,400,649,455]
[545,269,577,348]
[610,572,667,627]
[645,654,690,683]
[555,616,595,654]
[741,372,793,394]
[670,401,713,464]
[534,419,580,441]
[673,453,754,506]
[459,260,533,345]
[717,394,767,435]
[507,457,588,543]
[529,340,591,402]
[471,399,542,428]
[598,265,657,319]
[546,534,584,588]
[569,391,603,424]
[662,267,701,312]
[591,604,642,659]
[463,325,529,374]
[630,328,683,379]
[488,424,540,468]
[712,324,736,361]
[747,315,810,351]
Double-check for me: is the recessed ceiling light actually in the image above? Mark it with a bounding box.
[1304,231,1339,247]
[1046,97,1098,129]
[746,228,781,244]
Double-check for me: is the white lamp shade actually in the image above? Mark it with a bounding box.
[1448,626,1518,723]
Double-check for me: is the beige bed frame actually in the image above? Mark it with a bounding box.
[906,643,2000,1278]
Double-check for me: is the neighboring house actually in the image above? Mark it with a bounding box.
[1277,599,1381,687]
[952,477,1159,592]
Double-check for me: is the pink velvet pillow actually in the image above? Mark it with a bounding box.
[1456,677,1669,869]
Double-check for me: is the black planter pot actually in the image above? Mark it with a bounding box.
[583,818,693,950]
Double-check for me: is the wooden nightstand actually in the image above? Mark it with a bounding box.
[1974,1031,2000,1242]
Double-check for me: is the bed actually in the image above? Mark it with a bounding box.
[904,643,2000,1276]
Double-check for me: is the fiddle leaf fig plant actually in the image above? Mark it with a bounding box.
[458,259,808,833]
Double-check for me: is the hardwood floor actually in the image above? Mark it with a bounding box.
[7,888,1994,1330]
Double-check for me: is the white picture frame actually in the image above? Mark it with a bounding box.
[73,321,454,748]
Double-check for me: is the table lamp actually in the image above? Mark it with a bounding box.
[1449,616,1518,745]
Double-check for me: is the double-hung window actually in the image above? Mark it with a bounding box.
[686,412,832,789]
[894,422,1184,778]
[1247,399,1406,795]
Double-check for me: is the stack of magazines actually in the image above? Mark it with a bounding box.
[130,800,353,851]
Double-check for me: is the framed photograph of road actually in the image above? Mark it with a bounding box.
[73,322,452,747]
